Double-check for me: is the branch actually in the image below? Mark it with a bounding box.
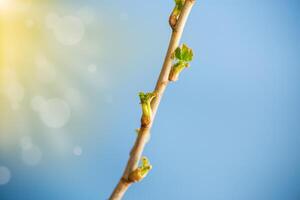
[108,1,196,199]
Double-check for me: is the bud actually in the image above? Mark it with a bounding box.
[128,157,152,182]
[139,92,157,127]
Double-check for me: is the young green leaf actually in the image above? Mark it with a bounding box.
[175,46,182,60]
[181,44,193,62]
[169,44,194,81]
[173,43,193,62]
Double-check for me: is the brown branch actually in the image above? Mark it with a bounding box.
[108,1,196,199]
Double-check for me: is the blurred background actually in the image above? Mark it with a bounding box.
[0,0,300,199]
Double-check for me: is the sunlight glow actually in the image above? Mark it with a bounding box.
[0,1,112,153]
[0,0,10,10]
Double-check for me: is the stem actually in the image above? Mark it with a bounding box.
[108,1,196,199]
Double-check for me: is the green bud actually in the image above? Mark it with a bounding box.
[170,0,186,28]
[139,92,157,126]
[174,0,185,13]
[128,156,152,182]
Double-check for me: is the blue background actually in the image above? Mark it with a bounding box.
[1,0,300,199]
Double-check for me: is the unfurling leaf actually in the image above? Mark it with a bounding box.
[128,156,152,182]
[181,44,193,62]
[169,44,194,81]
[174,0,185,13]
[174,44,193,62]
[175,47,182,60]
[139,92,157,127]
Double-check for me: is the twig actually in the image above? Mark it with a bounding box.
[108,1,196,199]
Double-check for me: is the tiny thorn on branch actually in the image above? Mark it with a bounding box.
[169,43,194,81]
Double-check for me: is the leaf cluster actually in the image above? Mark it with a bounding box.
[169,44,193,81]
[174,43,193,63]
